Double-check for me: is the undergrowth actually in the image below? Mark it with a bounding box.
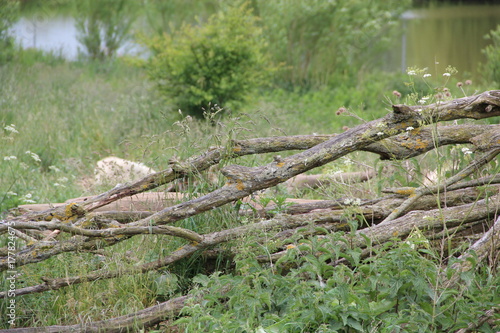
[175,233,499,332]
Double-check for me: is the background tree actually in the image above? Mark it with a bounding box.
[0,0,20,64]
[254,0,412,88]
[481,24,500,86]
[75,0,138,61]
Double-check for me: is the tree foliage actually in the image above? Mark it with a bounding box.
[75,0,138,61]
[0,0,19,64]
[254,0,412,88]
[481,24,500,86]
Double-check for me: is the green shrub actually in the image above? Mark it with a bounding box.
[144,3,273,118]
[0,0,19,64]
[481,24,500,87]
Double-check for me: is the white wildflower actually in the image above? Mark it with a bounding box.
[22,193,35,204]
[407,70,417,76]
[344,198,361,206]
[405,240,416,250]
[25,151,41,162]
[54,183,66,188]
[418,97,429,104]
[57,177,68,183]
[4,124,19,134]
[49,165,61,172]
[6,191,17,197]
[461,147,473,155]
[443,73,451,77]
[377,132,384,136]
[20,162,29,170]
[343,158,354,166]
[423,74,431,78]
[4,155,17,161]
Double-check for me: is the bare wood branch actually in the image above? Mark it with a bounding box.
[444,215,500,287]
[380,148,500,224]
[455,308,499,333]
[0,220,202,242]
[256,193,500,263]
[6,186,497,298]
[120,92,500,228]
[5,294,192,333]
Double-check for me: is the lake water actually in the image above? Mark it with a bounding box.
[11,4,500,80]
[11,16,143,60]
[397,4,500,81]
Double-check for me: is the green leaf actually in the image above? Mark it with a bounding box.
[192,274,210,287]
[368,299,397,316]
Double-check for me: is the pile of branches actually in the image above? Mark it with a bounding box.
[1,91,500,332]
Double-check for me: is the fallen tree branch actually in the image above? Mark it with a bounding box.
[256,193,500,262]
[0,220,202,242]
[5,188,498,298]
[445,215,500,287]
[5,294,193,333]
[381,147,500,224]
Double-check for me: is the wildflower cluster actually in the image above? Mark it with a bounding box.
[343,197,362,206]
[398,65,473,107]
[4,124,18,134]
[25,151,41,163]
[461,147,473,155]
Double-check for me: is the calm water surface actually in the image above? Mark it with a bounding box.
[399,4,500,81]
[11,16,142,60]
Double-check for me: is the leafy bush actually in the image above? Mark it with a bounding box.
[481,24,500,87]
[144,3,273,118]
[0,0,19,64]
